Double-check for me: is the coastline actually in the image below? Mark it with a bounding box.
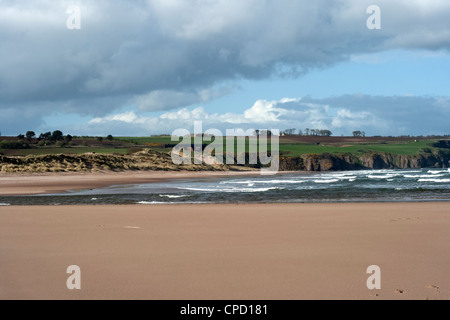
[0,170,272,196]
[0,203,449,300]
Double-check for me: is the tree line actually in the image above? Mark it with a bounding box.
[352,131,366,137]
[16,131,115,144]
[16,130,73,145]
[0,131,115,150]
[280,129,367,137]
[281,128,333,137]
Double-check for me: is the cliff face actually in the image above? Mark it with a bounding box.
[358,152,450,170]
[279,151,450,171]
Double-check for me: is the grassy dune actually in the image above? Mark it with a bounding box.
[0,147,130,157]
[0,150,227,173]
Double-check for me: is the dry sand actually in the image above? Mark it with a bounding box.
[0,203,449,300]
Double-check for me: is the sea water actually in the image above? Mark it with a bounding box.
[1,169,450,205]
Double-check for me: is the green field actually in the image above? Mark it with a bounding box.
[115,136,174,145]
[0,136,447,158]
[279,140,434,157]
[125,137,440,157]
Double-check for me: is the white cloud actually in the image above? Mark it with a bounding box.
[90,111,141,124]
[243,100,293,123]
[160,107,209,121]
[80,95,450,136]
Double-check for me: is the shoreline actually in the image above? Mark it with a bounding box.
[0,170,278,196]
[1,203,449,300]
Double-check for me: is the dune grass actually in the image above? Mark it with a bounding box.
[0,147,130,156]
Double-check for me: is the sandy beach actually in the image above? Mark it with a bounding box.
[0,203,449,300]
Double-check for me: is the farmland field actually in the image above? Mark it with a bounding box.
[0,135,448,158]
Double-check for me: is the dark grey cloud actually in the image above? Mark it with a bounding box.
[1,0,450,133]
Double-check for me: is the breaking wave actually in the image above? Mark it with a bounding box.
[418,179,450,183]
[314,179,340,184]
[179,186,285,193]
[159,194,191,199]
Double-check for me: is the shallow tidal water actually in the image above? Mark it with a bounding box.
[1,168,450,206]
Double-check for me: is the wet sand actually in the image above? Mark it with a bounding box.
[0,171,263,196]
[0,203,449,300]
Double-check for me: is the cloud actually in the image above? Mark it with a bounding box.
[134,87,232,111]
[243,100,294,123]
[79,95,450,136]
[90,111,141,124]
[1,1,450,135]
[1,0,450,117]
[331,109,385,132]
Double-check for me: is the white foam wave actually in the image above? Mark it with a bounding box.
[338,176,357,180]
[358,170,387,175]
[180,187,284,193]
[222,179,306,185]
[314,179,339,184]
[418,179,450,183]
[368,174,399,179]
[159,194,190,199]
[0,203,11,206]
[428,170,449,175]
[404,174,446,179]
[138,201,208,205]
[422,174,446,178]
[138,201,171,205]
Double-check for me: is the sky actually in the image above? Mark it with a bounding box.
[1,0,450,137]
